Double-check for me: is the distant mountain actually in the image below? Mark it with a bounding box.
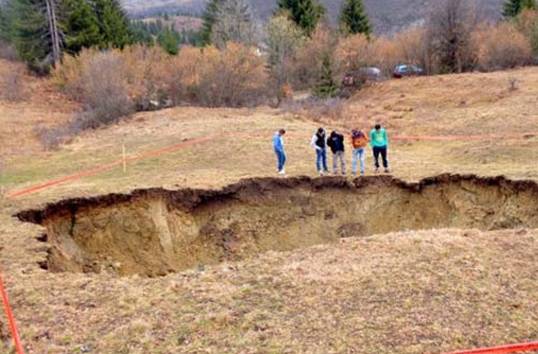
[122,0,505,34]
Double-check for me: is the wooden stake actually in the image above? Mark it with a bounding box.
[122,144,127,174]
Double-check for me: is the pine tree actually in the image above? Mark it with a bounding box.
[9,0,54,69]
[503,0,536,18]
[157,26,180,54]
[200,0,221,45]
[340,0,371,36]
[3,0,62,70]
[277,0,325,36]
[313,54,338,98]
[92,0,131,48]
[0,3,13,43]
[60,0,101,54]
[129,20,155,46]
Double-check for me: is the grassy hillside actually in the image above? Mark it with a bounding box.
[1,61,538,353]
[0,60,78,160]
[1,62,538,198]
[123,0,504,34]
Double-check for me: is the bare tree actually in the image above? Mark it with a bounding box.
[45,0,61,66]
[426,0,479,73]
[265,15,305,103]
[211,0,258,48]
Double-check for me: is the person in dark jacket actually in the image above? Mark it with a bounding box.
[310,127,329,175]
[327,130,346,175]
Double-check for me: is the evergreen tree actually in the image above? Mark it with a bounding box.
[313,54,338,98]
[157,26,180,54]
[0,3,14,43]
[9,0,53,68]
[92,0,131,48]
[200,0,221,45]
[503,0,536,18]
[340,0,371,36]
[277,0,325,36]
[129,20,155,46]
[60,0,101,54]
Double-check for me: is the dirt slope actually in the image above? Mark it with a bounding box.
[16,175,538,277]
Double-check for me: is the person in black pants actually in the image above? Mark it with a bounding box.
[369,124,390,173]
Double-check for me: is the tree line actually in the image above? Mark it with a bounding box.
[0,0,200,72]
[0,0,536,76]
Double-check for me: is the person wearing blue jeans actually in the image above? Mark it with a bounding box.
[311,128,328,176]
[351,129,369,176]
[273,129,287,175]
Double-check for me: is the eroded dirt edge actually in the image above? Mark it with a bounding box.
[14,174,538,276]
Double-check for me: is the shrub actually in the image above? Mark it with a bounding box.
[53,49,134,134]
[195,43,269,107]
[78,51,134,127]
[0,67,25,102]
[515,9,538,57]
[52,48,97,100]
[0,41,18,61]
[291,25,336,89]
[54,43,270,110]
[392,27,434,74]
[369,36,402,76]
[34,124,74,151]
[280,97,345,122]
[335,33,372,74]
[119,45,172,110]
[165,46,204,104]
[473,22,533,71]
[335,28,433,78]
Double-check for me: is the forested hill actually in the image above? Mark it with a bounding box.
[122,0,504,34]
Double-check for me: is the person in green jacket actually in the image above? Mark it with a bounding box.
[370,124,390,173]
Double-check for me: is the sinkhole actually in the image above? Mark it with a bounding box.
[16,175,538,277]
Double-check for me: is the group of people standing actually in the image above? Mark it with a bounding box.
[272,125,390,176]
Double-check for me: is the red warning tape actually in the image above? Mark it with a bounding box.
[443,341,538,354]
[6,135,215,199]
[0,271,24,354]
[5,131,537,199]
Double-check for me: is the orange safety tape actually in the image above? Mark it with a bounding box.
[5,131,537,199]
[443,341,538,354]
[0,271,24,354]
[6,135,215,199]
[393,133,537,142]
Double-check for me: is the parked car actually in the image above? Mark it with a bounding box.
[340,67,382,98]
[342,67,382,86]
[393,64,425,78]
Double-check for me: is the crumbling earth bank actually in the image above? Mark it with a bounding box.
[17,175,538,276]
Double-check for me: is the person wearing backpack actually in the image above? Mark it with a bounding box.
[370,124,390,173]
[327,130,346,175]
[273,129,287,175]
[351,129,369,176]
[310,128,329,176]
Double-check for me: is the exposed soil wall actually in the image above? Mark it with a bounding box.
[17,175,538,276]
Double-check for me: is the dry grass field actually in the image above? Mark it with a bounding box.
[0,61,537,353]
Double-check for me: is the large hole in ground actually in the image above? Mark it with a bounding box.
[17,175,538,277]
